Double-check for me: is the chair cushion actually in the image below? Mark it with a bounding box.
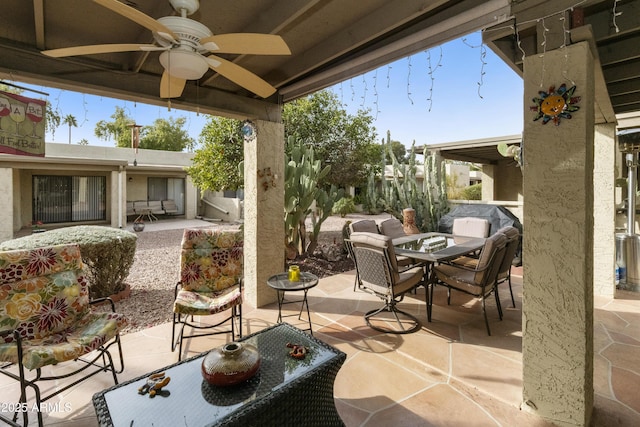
[474,232,507,284]
[395,266,424,295]
[180,230,243,292]
[0,245,92,343]
[349,232,399,274]
[174,286,242,316]
[379,218,406,238]
[349,220,379,234]
[452,217,490,238]
[0,311,126,370]
[434,264,487,297]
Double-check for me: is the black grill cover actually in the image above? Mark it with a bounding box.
[438,204,523,237]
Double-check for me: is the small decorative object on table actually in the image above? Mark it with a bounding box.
[202,342,261,386]
[138,372,171,397]
[288,265,300,282]
[286,342,309,359]
[133,219,145,232]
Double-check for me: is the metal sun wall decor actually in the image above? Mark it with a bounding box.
[530,83,580,125]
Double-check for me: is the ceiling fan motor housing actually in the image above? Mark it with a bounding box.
[155,16,212,80]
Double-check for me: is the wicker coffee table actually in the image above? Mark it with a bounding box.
[93,323,346,426]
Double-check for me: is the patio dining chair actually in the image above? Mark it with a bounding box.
[0,244,127,427]
[429,231,507,335]
[346,220,381,291]
[451,226,520,308]
[348,232,426,334]
[172,229,243,361]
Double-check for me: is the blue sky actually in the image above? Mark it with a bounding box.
[15,32,523,149]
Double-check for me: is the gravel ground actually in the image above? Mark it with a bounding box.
[115,213,393,334]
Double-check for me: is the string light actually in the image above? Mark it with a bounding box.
[560,12,576,86]
[406,55,414,105]
[360,73,367,108]
[350,78,355,102]
[462,37,487,99]
[425,46,442,111]
[373,69,380,119]
[612,0,622,33]
[386,64,392,88]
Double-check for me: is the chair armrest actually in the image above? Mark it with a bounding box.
[90,297,116,312]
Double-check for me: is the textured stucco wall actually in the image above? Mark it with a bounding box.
[593,123,616,297]
[522,41,594,426]
[243,120,284,307]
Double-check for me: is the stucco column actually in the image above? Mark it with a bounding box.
[243,119,285,307]
[0,168,13,242]
[593,123,616,297]
[522,41,594,426]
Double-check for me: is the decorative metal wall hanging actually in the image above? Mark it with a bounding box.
[242,120,257,143]
[530,83,580,125]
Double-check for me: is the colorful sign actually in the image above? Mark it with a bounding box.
[0,90,46,157]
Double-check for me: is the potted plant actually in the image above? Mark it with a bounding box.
[133,219,145,232]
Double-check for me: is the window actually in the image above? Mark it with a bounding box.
[33,175,106,223]
[148,177,185,214]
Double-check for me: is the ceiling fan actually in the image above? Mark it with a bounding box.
[41,0,291,99]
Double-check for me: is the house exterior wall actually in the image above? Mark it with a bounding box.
[0,143,197,241]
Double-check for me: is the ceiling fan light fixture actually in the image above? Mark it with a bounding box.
[159,50,208,80]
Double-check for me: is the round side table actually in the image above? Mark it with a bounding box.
[266,271,319,334]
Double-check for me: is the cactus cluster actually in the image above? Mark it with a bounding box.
[364,132,448,232]
[284,136,344,258]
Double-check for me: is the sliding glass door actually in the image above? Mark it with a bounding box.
[33,175,106,223]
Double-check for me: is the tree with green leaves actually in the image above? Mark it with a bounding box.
[140,117,195,152]
[95,106,194,151]
[283,90,378,188]
[186,117,244,192]
[62,114,77,144]
[94,106,134,147]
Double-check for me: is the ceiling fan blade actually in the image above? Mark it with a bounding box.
[42,44,164,58]
[201,34,291,55]
[207,55,276,98]
[160,71,187,98]
[93,0,177,42]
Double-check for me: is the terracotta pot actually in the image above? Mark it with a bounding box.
[201,342,261,386]
[402,208,420,234]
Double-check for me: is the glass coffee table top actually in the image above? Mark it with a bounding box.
[94,323,343,427]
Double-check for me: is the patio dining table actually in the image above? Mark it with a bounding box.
[393,233,486,321]
[392,232,486,264]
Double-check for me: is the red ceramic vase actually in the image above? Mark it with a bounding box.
[201,342,261,386]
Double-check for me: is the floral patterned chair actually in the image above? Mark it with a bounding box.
[0,244,127,427]
[172,229,243,361]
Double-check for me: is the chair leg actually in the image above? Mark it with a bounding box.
[364,301,421,334]
[508,275,516,308]
[494,287,503,320]
[481,296,492,336]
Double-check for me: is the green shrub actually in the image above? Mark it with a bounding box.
[332,197,356,217]
[461,183,482,200]
[0,226,137,299]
